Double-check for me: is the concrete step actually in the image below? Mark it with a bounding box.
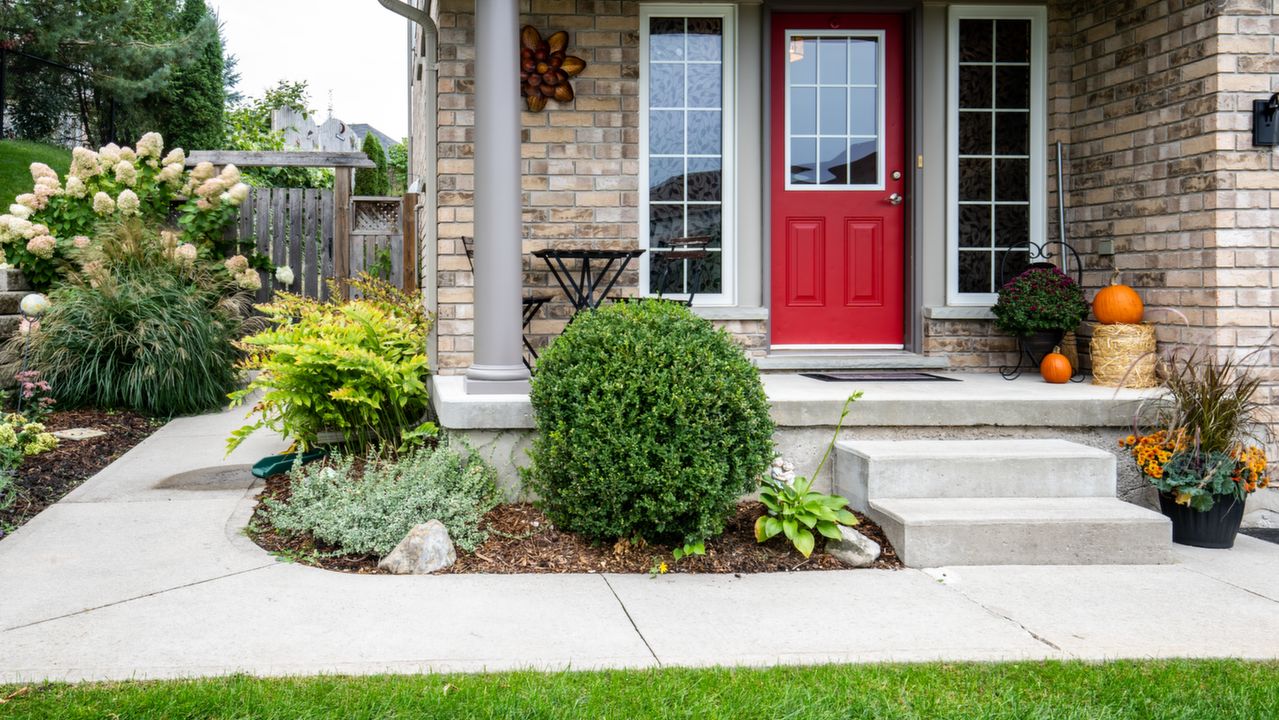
[868,497,1172,566]
[835,439,1116,510]
[0,268,30,292]
[0,292,25,316]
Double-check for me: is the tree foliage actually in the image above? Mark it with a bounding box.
[1,0,229,147]
[355,133,390,196]
[222,80,333,189]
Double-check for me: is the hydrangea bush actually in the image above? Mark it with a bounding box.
[0,132,250,289]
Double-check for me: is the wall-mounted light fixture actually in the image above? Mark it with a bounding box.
[1253,92,1278,146]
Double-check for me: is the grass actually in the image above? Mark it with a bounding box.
[0,140,71,208]
[1,660,1276,719]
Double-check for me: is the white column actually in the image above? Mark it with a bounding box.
[466,0,530,394]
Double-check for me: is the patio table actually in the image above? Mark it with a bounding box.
[532,248,645,312]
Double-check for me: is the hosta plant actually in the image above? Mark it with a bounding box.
[755,393,861,558]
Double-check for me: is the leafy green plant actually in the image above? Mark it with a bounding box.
[265,442,500,556]
[991,266,1089,337]
[18,218,249,415]
[223,81,334,189]
[228,275,435,454]
[354,133,391,196]
[0,412,59,471]
[755,393,861,557]
[526,300,775,546]
[0,132,248,288]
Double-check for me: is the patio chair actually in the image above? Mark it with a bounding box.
[651,235,713,306]
[461,237,554,371]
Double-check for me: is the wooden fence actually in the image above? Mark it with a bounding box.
[188,151,418,301]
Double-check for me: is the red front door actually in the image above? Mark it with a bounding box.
[770,14,906,347]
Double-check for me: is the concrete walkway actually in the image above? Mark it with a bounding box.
[2,406,1279,683]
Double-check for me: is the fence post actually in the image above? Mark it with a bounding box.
[401,192,418,291]
[333,166,353,299]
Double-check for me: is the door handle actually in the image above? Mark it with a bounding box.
[887,192,903,206]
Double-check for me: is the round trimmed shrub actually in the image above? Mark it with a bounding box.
[526,300,775,544]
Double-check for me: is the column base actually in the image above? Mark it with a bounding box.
[464,364,531,395]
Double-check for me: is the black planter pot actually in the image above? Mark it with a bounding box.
[1019,330,1065,366]
[1157,493,1246,549]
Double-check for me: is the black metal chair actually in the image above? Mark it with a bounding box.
[650,235,713,306]
[461,237,554,371]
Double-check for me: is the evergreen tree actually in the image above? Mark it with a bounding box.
[355,133,391,196]
[149,0,225,150]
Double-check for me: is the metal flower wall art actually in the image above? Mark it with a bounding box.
[520,25,586,112]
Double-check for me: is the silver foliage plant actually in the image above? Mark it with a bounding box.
[265,443,500,556]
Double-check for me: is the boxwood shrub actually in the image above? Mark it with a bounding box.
[526,300,775,544]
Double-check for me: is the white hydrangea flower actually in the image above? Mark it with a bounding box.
[228,182,250,205]
[174,243,198,264]
[8,204,32,220]
[137,132,164,159]
[235,268,262,291]
[98,143,122,166]
[26,235,56,259]
[70,147,101,178]
[72,235,91,249]
[157,163,184,186]
[29,162,57,182]
[224,254,249,273]
[274,265,295,285]
[114,160,137,187]
[118,146,137,163]
[93,191,116,215]
[15,194,40,211]
[64,176,87,199]
[117,189,141,215]
[190,161,215,182]
[219,164,241,185]
[161,147,186,166]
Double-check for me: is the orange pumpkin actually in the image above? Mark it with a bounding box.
[1040,347,1072,384]
[1093,270,1144,324]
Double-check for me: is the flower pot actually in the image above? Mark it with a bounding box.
[1019,330,1065,366]
[1157,493,1245,549]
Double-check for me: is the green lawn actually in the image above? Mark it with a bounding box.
[0,140,71,208]
[2,660,1276,719]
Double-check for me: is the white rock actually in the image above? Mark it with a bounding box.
[827,525,881,567]
[377,520,456,574]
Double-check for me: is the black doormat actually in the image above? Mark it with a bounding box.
[801,372,960,382]
[1240,528,1279,545]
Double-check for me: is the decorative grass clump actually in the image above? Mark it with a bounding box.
[526,300,775,545]
[19,219,247,416]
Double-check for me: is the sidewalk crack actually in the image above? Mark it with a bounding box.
[599,575,662,666]
[1179,565,1279,605]
[932,575,1068,655]
[1,564,277,633]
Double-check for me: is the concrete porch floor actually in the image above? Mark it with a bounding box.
[4,403,1279,683]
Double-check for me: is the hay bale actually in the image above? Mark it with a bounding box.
[1090,323,1157,388]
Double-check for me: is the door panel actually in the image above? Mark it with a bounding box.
[770,13,905,347]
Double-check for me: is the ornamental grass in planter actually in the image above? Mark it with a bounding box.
[1123,348,1272,548]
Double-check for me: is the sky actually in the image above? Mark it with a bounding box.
[210,0,410,140]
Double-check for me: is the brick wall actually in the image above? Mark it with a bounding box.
[431,0,642,374]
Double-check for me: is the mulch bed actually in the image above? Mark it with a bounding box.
[0,408,161,535]
[249,472,902,574]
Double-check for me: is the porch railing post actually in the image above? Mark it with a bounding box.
[466,0,531,394]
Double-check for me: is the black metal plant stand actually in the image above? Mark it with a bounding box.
[997,239,1086,382]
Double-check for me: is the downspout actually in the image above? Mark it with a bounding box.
[378,0,439,367]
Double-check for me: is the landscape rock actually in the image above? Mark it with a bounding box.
[827,525,881,567]
[378,520,456,574]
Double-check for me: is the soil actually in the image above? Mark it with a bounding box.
[249,472,902,574]
[0,409,161,536]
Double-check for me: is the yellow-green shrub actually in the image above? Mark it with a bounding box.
[228,277,435,454]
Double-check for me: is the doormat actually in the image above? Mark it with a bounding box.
[1240,528,1279,545]
[801,372,960,382]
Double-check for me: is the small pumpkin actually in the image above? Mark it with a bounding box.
[1040,346,1072,384]
[1093,270,1144,324]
